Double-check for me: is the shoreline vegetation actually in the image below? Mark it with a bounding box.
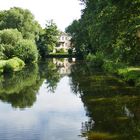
[0,7,60,73]
[0,3,140,86]
[66,0,140,87]
[0,57,25,73]
[85,53,140,87]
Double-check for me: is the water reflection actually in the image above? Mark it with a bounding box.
[0,64,43,108]
[70,61,140,140]
[0,58,88,140]
[39,58,74,93]
[0,58,140,140]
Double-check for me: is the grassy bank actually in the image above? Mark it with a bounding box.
[86,53,140,86]
[117,67,140,86]
[46,53,76,58]
[104,61,140,86]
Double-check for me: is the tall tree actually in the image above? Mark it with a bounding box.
[0,7,41,40]
[37,20,60,57]
[66,0,140,64]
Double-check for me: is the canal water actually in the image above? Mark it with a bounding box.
[0,58,140,140]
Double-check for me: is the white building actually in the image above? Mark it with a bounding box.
[55,32,71,53]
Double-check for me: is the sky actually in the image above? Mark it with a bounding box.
[0,0,82,31]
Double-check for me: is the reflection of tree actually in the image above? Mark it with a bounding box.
[39,59,60,93]
[70,62,140,140]
[0,87,36,109]
[0,64,44,109]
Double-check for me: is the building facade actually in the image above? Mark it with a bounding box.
[55,32,71,53]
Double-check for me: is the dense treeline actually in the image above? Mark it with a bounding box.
[0,7,59,72]
[66,0,140,65]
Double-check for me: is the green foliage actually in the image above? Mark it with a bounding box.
[118,67,140,86]
[103,61,126,73]
[86,52,105,68]
[66,0,140,64]
[0,60,6,73]
[14,40,38,63]
[4,57,25,72]
[0,57,25,73]
[0,7,41,65]
[0,29,23,45]
[0,7,41,40]
[0,29,38,63]
[0,29,23,58]
[56,48,65,53]
[66,20,88,58]
[0,44,6,59]
[37,20,60,57]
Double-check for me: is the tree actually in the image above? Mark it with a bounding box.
[0,29,23,58]
[66,0,140,64]
[14,40,38,63]
[0,29,38,63]
[0,7,41,40]
[37,20,60,57]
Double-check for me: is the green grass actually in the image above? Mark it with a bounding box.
[49,52,69,55]
[117,67,140,86]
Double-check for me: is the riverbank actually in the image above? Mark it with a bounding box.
[86,54,140,87]
[103,61,140,87]
[46,53,76,58]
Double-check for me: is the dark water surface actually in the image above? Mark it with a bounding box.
[0,58,140,140]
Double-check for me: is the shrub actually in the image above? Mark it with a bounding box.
[117,67,140,86]
[1,44,15,58]
[0,29,23,46]
[0,60,6,73]
[4,57,25,72]
[56,48,65,53]
[103,61,126,73]
[0,29,39,63]
[0,29,23,59]
[0,44,6,59]
[14,40,38,63]
[86,52,105,68]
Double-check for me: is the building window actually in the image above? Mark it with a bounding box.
[62,36,64,40]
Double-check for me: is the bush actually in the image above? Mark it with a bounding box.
[0,60,6,73]
[86,52,105,68]
[0,29,23,59]
[56,48,65,53]
[103,61,126,73]
[0,29,39,63]
[14,40,38,63]
[0,29,23,46]
[4,57,25,72]
[0,44,6,59]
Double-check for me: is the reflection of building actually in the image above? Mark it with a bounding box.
[53,58,75,76]
[55,32,71,53]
